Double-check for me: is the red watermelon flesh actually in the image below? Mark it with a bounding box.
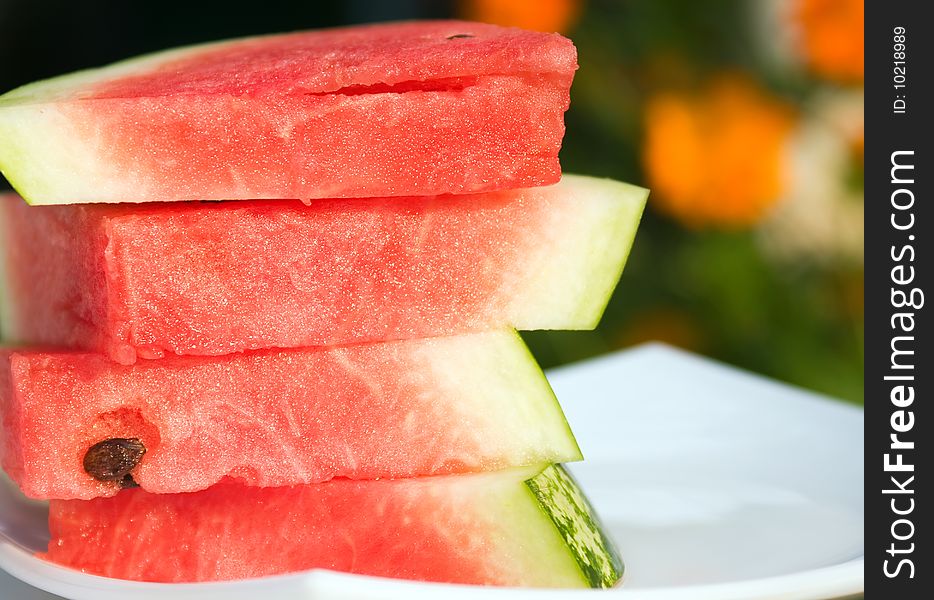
[0,331,580,500]
[43,465,623,587]
[0,21,576,204]
[0,175,647,365]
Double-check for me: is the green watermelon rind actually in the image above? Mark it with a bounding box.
[525,464,624,588]
[487,463,623,588]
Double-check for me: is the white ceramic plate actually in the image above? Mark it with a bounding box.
[0,343,864,599]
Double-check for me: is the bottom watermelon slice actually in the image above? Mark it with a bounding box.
[43,464,622,587]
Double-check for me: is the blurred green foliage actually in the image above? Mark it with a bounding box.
[522,0,864,404]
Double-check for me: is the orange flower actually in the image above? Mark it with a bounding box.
[643,75,796,229]
[459,0,582,33]
[789,0,864,83]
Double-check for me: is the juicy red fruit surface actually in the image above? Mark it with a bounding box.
[0,336,573,499]
[2,187,571,364]
[87,21,577,99]
[0,21,577,203]
[64,72,569,201]
[45,478,526,584]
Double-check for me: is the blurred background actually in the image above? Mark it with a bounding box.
[0,0,864,403]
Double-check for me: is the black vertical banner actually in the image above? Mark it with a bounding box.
[865,1,930,597]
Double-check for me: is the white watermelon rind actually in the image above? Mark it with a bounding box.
[0,208,12,342]
[404,330,583,471]
[0,37,244,204]
[509,174,648,331]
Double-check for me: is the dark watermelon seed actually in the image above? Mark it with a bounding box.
[120,474,140,489]
[83,438,146,484]
[446,34,474,39]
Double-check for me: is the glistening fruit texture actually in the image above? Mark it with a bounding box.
[0,21,575,204]
[44,466,623,587]
[0,20,645,587]
[0,176,646,364]
[1,332,582,499]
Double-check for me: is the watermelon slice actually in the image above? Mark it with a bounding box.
[0,21,576,205]
[0,175,647,365]
[0,331,581,500]
[43,464,622,587]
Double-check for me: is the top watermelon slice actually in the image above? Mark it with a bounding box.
[0,21,576,204]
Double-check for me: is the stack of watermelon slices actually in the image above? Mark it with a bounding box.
[0,21,647,588]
